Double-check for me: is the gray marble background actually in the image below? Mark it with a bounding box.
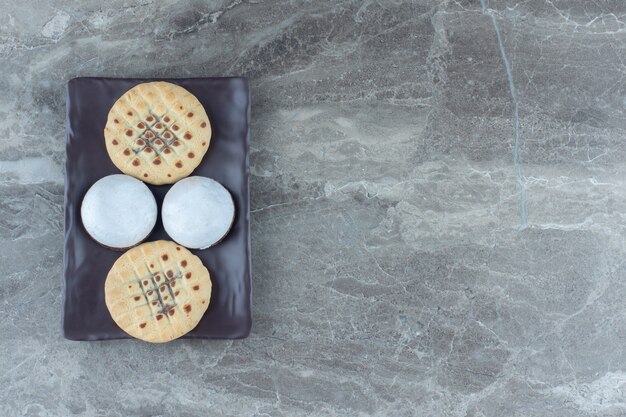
[1,0,625,416]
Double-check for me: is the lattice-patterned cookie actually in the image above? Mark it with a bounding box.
[105,240,212,343]
[104,82,211,185]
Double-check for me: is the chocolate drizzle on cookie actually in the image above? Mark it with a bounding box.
[130,113,182,163]
[105,241,212,343]
[104,82,212,185]
[134,261,188,322]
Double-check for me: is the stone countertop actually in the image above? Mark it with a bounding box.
[1,1,625,416]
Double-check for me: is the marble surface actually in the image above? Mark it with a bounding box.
[1,0,625,415]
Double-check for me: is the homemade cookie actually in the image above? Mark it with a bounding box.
[81,174,157,249]
[105,240,212,343]
[162,176,235,249]
[104,82,211,185]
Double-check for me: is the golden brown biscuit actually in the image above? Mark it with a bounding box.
[105,240,212,343]
[104,82,212,185]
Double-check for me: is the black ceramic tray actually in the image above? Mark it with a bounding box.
[63,77,251,340]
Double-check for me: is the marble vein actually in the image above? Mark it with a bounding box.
[480,0,528,228]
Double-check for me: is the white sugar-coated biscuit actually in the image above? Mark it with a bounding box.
[162,176,235,249]
[104,81,211,185]
[81,174,157,249]
[105,240,212,343]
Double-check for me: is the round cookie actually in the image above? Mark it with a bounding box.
[162,176,235,249]
[104,81,212,185]
[81,174,157,249]
[105,240,212,343]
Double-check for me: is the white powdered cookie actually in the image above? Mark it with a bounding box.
[81,174,157,249]
[162,176,235,249]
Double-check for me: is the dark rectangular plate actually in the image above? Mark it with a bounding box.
[64,77,251,341]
